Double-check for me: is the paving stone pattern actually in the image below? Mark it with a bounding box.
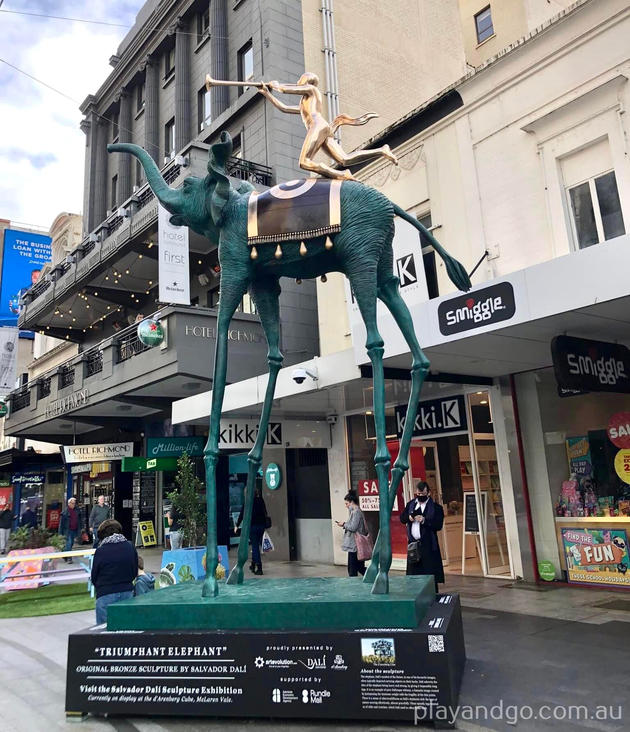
[1,557,628,731]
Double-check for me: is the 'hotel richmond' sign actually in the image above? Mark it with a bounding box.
[45,388,89,418]
[184,325,264,343]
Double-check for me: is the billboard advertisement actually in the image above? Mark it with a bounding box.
[0,228,52,327]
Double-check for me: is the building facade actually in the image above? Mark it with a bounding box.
[173,0,630,590]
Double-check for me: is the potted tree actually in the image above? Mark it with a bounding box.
[158,453,227,587]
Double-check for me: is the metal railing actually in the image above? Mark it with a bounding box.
[164,163,182,184]
[12,388,31,412]
[116,332,151,363]
[59,365,75,388]
[38,377,51,399]
[86,350,103,376]
[226,156,273,186]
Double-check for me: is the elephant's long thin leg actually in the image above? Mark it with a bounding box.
[227,278,283,585]
[202,282,247,598]
[364,273,430,585]
[348,269,391,595]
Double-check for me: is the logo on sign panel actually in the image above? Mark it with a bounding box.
[396,254,417,288]
[395,395,467,438]
[438,282,516,336]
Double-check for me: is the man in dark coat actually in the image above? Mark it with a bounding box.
[20,504,38,529]
[400,481,445,593]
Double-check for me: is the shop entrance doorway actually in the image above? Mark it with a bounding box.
[397,390,512,578]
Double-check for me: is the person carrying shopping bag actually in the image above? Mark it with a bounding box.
[336,490,371,576]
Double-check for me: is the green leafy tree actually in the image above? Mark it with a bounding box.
[167,452,205,547]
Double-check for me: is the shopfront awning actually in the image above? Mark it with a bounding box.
[172,234,630,425]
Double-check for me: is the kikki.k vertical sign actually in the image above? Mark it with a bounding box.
[158,204,190,305]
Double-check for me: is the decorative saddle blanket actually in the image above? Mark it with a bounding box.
[247,179,342,245]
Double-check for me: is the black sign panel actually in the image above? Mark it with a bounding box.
[551,335,630,394]
[438,282,516,336]
[66,596,464,723]
[395,395,467,438]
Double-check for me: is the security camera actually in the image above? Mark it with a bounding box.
[292,367,318,385]
[326,414,338,425]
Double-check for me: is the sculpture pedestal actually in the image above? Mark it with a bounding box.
[108,575,435,631]
[66,580,465,726]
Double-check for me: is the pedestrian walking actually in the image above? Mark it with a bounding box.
[20,503,38,530]
[0,502,15,554]
[235,487,269,575]
[89,495,109,548]
[336,490,368,577]
[134,555,155,595]
[400,481,445,594]
[167,506,183,550]
[58,497,81,562]
[91,519,138,625]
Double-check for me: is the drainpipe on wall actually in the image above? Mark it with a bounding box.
[321,0,340,140]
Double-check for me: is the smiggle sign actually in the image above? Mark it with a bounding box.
[562,528,630,587]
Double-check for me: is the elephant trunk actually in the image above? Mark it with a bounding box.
[107,143,183,212]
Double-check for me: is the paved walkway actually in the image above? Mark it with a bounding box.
[1,557,629,731]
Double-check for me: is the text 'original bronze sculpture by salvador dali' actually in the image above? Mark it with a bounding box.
[109,72,471,598]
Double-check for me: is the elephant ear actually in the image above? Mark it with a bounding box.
[207,131,234,225]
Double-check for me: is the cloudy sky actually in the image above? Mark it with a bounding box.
[0,1,145,231]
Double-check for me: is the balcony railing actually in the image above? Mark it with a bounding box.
[38,377,51,399]
[226,156,273,186]
[59,365,75,388]
[116,332,151,363]
[18,150,271,318]
[12,388,31,413]
[86,350,103,376]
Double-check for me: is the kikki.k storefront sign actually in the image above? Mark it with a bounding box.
[394,395,468,439]
[63,442,134,463]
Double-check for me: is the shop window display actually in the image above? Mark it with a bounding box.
[533,368,630,587]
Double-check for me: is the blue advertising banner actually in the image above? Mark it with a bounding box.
[0,229,52,327]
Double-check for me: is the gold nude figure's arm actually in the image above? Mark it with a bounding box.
[259,85,301,114]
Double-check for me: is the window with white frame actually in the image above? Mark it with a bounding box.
[237,40,254,95]
[198,86,211,131]
[474,6,493,44]
[562,138,626,250]
[197,6,210,44]
[164,118,175,160]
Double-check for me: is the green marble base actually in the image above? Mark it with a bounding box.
[107,576,435,631]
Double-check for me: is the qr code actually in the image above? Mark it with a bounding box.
[428,635,445,653]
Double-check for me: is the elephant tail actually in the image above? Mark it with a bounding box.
[392,204,471,292]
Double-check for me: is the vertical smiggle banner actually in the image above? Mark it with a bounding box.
[158,205,190,305]
[0,228,52,326]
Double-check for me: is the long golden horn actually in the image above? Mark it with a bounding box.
[205,74,264,92]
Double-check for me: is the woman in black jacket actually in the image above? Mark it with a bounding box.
[91,519,138,625]
[236,487,269,575]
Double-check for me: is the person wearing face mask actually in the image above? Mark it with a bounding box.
[400,481,444,593]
